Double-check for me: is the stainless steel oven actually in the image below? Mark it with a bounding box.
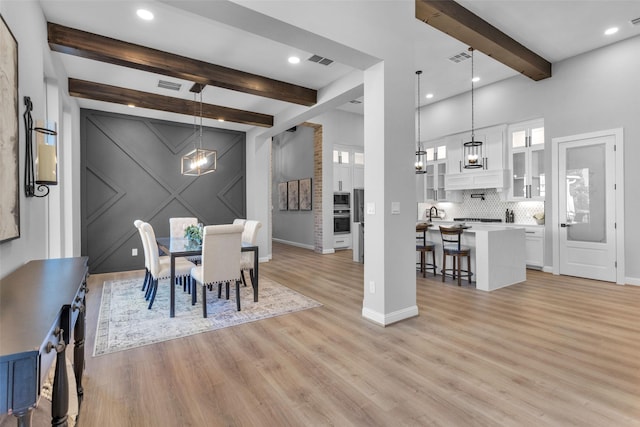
[333,208,351,234]
[333,192,350,209]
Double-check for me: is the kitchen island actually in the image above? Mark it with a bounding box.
[420,221,526,291]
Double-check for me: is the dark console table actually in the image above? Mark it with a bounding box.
[0,257,89,427]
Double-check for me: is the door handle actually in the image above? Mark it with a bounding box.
[560,223,572,227]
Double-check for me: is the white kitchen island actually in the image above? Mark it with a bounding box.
[421,222,526,291]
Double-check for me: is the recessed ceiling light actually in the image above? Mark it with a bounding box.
[426,93,434,99]
[136,9,154,21]
[217,118,225,122]
[288,56,300,64]
[128,104,135,108]
[604,27,619,36]
[472,77,480,83]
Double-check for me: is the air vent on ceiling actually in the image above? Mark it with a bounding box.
[157,80,182,91]
[631,16,640,25]
[308,54,334,66]
[349,99,362,104]
[448,51,471,63]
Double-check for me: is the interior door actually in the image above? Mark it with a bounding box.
[558,135,616,281]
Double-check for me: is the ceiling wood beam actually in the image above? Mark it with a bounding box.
[415,0,551,81]
[68,79,274,128]
[48,22,317,106]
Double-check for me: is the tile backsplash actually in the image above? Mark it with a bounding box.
[418,189,545,225]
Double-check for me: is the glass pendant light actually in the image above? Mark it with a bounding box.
[463,47,483,169]
[181,89,217,176]
[415,70,427,174]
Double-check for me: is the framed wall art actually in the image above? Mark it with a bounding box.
[299,178,312,211]
[287,180,299,211]
[0,15,20,243]
[278,182,288,210]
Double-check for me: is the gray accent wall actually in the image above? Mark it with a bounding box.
[272,126,315,248]
[80,109,246,273]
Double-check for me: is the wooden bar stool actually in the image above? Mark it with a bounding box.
[416,223,437,277]
[439,226,472,286]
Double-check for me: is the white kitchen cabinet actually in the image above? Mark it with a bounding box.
[333,146,363,193]
[333,163,352,192]
[417,143,461,202]
[523,226,544,268]
[508,119,545,200]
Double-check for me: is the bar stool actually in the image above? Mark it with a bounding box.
[439,226,472,286]
[416,223,437,277]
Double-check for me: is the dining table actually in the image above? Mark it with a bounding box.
[156,237,259,318]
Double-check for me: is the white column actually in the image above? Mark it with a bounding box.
[362,57,418,325]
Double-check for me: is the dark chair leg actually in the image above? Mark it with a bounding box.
[457,255,462,286]
[142,269,150,291]
[191,278,197,305]
[467,255,472,284]
[431,250,437,276]
[202,285,207,318]
[241,270,248,287]
[235,280,241,311]
[225,282,230,299]
[148,279,158,309]
[218,283,222,299]
[442,254,446,282]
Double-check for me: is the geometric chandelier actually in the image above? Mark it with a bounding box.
[181,89,217,176]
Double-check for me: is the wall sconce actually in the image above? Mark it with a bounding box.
[23,96,58,197]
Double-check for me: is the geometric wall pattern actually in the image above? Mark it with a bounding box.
[81,109,246,273]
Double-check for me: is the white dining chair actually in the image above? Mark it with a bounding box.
[240,220,262,288]
[169,216,201,267]
[141,222,195,309]
[190,224,244,317]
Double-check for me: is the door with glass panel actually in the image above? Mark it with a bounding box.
[558,135,616,281]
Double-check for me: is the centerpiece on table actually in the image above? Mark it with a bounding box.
[184,224,203,244]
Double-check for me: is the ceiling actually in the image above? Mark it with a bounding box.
[39,0,640,133]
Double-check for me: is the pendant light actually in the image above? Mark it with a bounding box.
[415,70,427,174]
[463,47,483,169]
[181,88,217,176]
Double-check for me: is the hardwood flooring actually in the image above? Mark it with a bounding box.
[70,244,640,425]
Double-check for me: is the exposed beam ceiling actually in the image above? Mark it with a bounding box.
[68,79,274,128]
[415,0,552,81]
[48,22,317,107]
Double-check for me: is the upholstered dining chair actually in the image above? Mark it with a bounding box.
[141,222,196,309]
[190,224,244,317]
[240,220,262,288]
[169,216,201,267]
[134,219,152,292]
[232,218,247,227]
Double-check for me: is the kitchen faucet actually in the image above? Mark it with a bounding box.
[429,206,438,222]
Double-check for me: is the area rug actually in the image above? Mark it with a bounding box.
[93,276,321,356]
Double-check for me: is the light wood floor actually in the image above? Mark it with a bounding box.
[74,243,640,425]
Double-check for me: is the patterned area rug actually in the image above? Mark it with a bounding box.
[93,276,321,356]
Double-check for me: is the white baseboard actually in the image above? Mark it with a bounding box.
[272,238,314,251]
[542,266,553,273]
[322,249,335,254]
[624,276,640,286]
[362,305,419,326]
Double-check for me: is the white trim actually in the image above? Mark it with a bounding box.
[551,128,624,284]
[542,266,553,274]
[322,248,336,254]
[362,305,419,326]
[624,277,640,286]
[272,238,314,251]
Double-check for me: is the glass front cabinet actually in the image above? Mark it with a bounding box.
[420,144,461,202]
[509,119,545,200]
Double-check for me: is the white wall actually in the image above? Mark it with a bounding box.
[420,35,640,282]
[0,2,80,277]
